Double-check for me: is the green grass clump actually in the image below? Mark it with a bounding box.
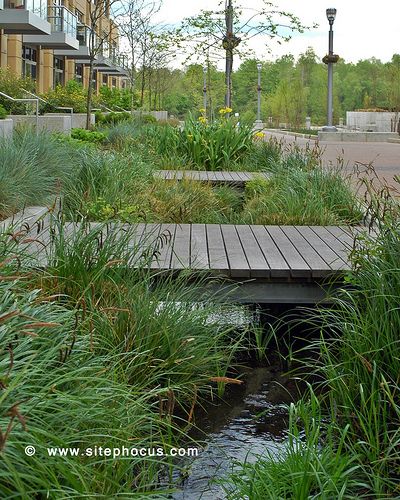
[145,117,255,171]
[0,129,74,218]
[242,143,362,225]
[224,179,400,498]
[0,217,250,495]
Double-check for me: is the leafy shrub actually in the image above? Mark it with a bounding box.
[41,80,100,113]
[99,86,139,110]
[0,68,36,114]
[138,114,157,124]
[95,111,131,125]
[0,105,7,119]
[71,128,106,144]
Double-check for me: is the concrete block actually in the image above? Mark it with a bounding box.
[318,131,399,142]
[0,118,13,139]
[9,115,72,135]
[45,113,95,129]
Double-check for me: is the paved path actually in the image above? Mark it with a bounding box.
[265,131,400,186]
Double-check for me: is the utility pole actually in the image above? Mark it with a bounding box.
[223,0,241,110]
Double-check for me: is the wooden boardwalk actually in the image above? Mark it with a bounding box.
[1,207,361,303]
[154,170,270,187]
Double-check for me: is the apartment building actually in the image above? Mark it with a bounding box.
[0,0,128,93]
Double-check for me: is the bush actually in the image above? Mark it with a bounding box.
[41,80,100,113]
[71,128,106,144]
[0,105,7,119]
[0,68,36,114]
[95,111,131,125]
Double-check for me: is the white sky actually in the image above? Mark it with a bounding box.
[155,0,399,66]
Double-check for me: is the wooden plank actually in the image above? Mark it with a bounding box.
[250,225,290,278]
[324,225,356,248]
[293,226,348,271]
[170,224,191,269]
[266,226,311,278]
[281,226,333,278]
[309,226,352,265]
[236,225,270,278]
[206,224,230,274]
[220,225,250,278]
[190,224,209,269]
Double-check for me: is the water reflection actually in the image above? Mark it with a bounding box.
[169,367,297,499]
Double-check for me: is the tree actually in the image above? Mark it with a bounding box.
[83,0,122,128]
[116,0,162,111]
[175,0,311,111]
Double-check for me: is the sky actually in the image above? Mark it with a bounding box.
[154,0,399,66]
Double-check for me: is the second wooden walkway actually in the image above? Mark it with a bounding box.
[154,170,270,187]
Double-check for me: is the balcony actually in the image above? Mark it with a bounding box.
[54,23,96,59]
[0,0,51,34]
[96,51,129,76]
[23,6,78,49]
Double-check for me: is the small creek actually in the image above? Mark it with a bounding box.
[166,363,300,499]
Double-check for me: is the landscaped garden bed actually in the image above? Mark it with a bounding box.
[2,118,399,498]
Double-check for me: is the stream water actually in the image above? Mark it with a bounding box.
[166,363,300,499]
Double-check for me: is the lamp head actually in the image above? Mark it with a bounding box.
[203,65,207,74]
[326,8,337,24]
[257,63,262,71]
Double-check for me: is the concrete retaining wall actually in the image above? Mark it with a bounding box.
[346,111,400,132]
[9,115,72,135]
[318,131,399,142]
[44,113,95,129]
[133,110,168,121]
[0,118,13,139]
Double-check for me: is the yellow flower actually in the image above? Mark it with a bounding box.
[198,116,207,124]
[199,108,206,114]
[219,107,233,115]
[254,131,264,139]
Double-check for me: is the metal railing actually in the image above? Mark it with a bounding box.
[48,5,77,38]
[22,89,73,118]
[76,23,97,49]
[0,90,39,134]
[4,0,47,19]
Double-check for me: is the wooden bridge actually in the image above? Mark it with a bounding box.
[153,170,270,187]
[1,206,360,304]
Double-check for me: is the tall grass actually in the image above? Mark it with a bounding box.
[243,141,362,225]
[0,216,251,495]
[0,129,74,218]
[144,118,255,171]
[225,176,400,498]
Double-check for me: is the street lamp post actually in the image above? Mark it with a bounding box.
[203,65,208,116]
[254,62,263,130]
[322,8,339,131]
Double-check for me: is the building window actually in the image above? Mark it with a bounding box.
[75,63,83,84]
[22,46,37,80]
[102,74,108,86]
[53,56,64,88]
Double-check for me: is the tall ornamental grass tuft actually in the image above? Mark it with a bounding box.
[225,175,400,497]
[0,129,73,218]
